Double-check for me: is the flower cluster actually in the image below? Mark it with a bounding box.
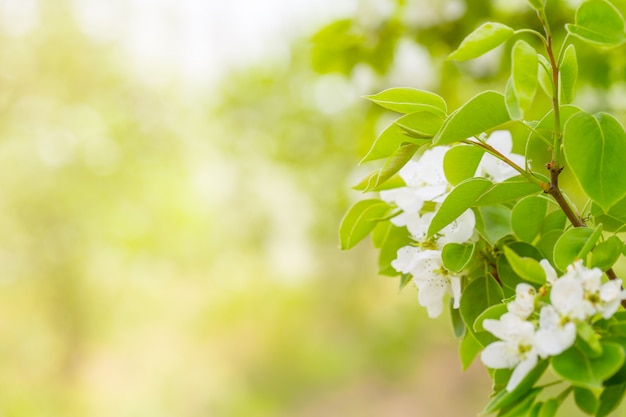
[383,131,523,318]
[481,260,626,391]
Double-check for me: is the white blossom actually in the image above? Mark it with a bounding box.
[507,283,536,319]
[400,146,450,202]
[534,305,577,357]
[540,259,558,285]
[597,280,626,319]
[438,209,476,245]
[481,313,538,391]
[550,274,594,320]
[475,130,525,182]
[391,246,463,318]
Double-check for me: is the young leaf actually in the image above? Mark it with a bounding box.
[443,144,485,185]
[511,195,548,243]
[394,110,445,138]
[566,0,626,47]
[365,88,447,115]
[377,224,412,276]
[361,122,431,163]
[505,77,523,120]
[528,0,545,10]
[563,112,626,210]
[559,44,578,104]
[511,40,538,112]
[448,22,515,61]
[498,242,544,291]
[442,242,475,273]
[553,225,602,271]
[590,236,623,271]
[537,54,553,97]
[473,176,542,206]
[353,171,405,192]
[503,246,547,285]
[527,105,582,150]
[362,143,421,191]
[339,199,391,250]
[434,91,511,145]
[551,342,626,389]
[427,178,493,237]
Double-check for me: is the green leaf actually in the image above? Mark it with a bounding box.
[460,275,503,332]
[566,0,626,47]
[361,123,430,163]
[592,197,626,232]
[563,112,626,210]
[451,303,466,338]
[505,77,523,120]
[597,383,626,417]
[537,398,559,417]
[551,342,625,389]
[541,210,567,234]
[459,331,482,370]
[434,91,511,145]
[537,54,553,98]
[553,226,601,271]
[536,230,563,267]
[371,220,390,248]
[443,145,485,185]
[574,387,599,415]
[498,388,542,417]
[559,44,578,104]
[511,40,538,112]
[353,172,405,192]
[498,242,544,291]
[339,199,391,250]
[577,321,604,358]
[448,22,515,61]
[399,273,412,290]
[528,0,545,10]
[361,143,422,191]
[484,360,549,414]
[365,88,447,115]
[527,105,582,150]
[377,224,412,276]
[591,236,623,271]
[474,303,508,332]
[511,195,548,243]
[503,246,547,285]
[475,205,513,245]
[474,176,542,206]
[427,178,492,237]
[442,242,475,273]
[394,111,445,138]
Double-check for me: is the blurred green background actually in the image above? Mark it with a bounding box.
[2,0,626,416]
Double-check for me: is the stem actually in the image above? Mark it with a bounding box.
[514,28,548,46]
[545,168,585,227]
[536,11,621,290]
[462,138,550,191]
